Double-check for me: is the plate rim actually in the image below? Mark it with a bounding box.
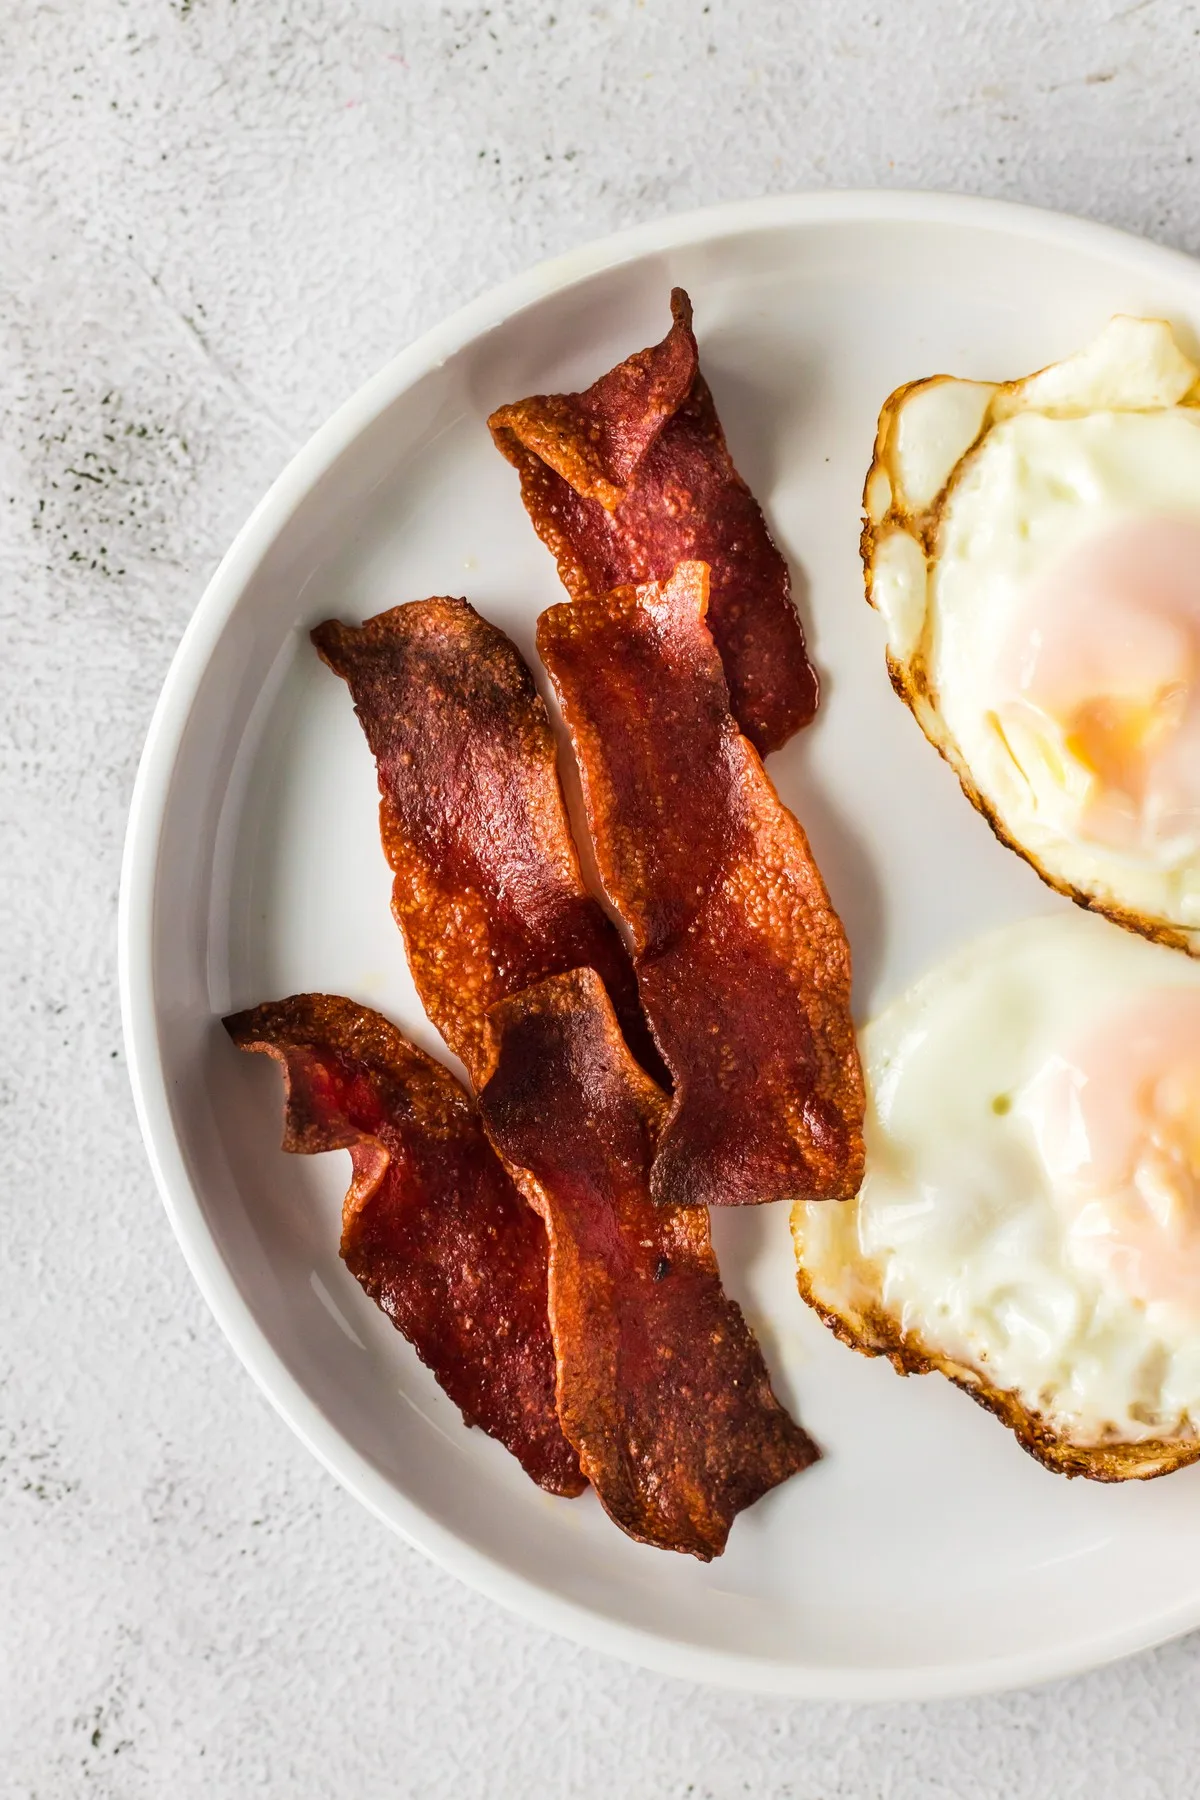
[119,187,1200,1700]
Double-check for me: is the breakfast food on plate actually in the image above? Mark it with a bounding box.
[218,282,1200,1581]
[792,910,1200,1479]
[224,993,584,1496]
[312,598,663,1087]
[489,287,817,755]
[480,967,817,1558]
[538,560,864,1210]
[304,591,818,1550]
[864,315,1200,954]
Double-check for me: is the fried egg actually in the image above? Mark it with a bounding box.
[864,317,1200,954]
[791,912,1200,1479]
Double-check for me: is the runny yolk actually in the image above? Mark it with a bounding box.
[1064,686,1189,807]
[1019,988,1200,1313]
[997,515,1200,852]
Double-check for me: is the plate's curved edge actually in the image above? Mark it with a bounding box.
[119,187,1200,1700]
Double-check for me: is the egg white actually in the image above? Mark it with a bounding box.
[791,911,1200,1476]
[864,317,1200,953]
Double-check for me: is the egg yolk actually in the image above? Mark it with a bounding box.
[995,516,1200,854]
[1019,989,1200,1313]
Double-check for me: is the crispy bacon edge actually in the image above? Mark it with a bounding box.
[224,993,585,1498]
[311,597,663,1090]
[536,560,865,1209]
[488,287,818,754]
[478,967,819,1559]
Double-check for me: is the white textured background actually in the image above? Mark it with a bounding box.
[4,2,1200,1793]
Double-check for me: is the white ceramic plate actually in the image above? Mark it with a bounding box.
[120,191,1200,1700]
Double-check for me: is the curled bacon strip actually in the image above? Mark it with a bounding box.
[488,287,818,755]
[537,561,864,1210]
[478,968,817,1558]
[224,993,585,1497]
[311,599,662,1089]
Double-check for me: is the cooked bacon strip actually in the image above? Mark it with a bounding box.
[224,993,584,1498]
[537,561,864,1210]
[488,287,818,755]
[478,968,817,1558]
[311,599,662,1089]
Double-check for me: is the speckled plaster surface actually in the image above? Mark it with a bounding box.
[4,2,1200,1793]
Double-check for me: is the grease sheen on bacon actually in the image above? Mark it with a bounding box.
[488,288,818,755]
[311,599,661,1089]
[224,994,584,1496]
[478,967,818,1558]
[537,561,865,1210]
